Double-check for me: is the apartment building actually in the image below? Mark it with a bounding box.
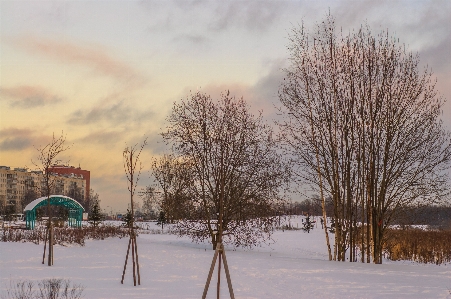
[48,165,90,200]
[0,165,88,214]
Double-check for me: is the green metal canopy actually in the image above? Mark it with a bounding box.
[24,195,85,229]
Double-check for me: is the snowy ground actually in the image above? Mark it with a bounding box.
[1,216,450,299]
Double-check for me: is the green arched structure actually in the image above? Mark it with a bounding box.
[24,195,85,230]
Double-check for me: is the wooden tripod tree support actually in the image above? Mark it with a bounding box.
[121,227,141,286]
[202,243,235,299]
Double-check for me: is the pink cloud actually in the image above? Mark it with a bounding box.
[0,85,62,108]
[9,36,146,86]
[0,127,35,138]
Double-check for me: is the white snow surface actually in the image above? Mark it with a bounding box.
[1,216,450,299]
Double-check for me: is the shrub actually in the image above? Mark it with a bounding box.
[1,279,83,299]
[2,280,34,299]
[37,279,83,299]
[0,225,129,246]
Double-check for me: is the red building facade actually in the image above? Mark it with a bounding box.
[47,165,90,200]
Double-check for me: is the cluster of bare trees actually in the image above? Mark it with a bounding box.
[279,14,451,263]
[147,91,290,249]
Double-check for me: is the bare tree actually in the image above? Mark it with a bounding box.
[279,14,451,263]
[162,91,290,249]
[160,91,290,298]
[140,186,160,220]
[121,138,147,286]
[149,154,194,222]
[66,182,84,203]
[85,188,99,214]
[33,132,71,266]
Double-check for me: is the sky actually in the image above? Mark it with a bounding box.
[1,0,450,213]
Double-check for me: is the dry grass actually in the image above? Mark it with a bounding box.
[383,228,451,264]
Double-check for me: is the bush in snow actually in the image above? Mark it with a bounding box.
[0,225,129,246]
[1,278,84,299]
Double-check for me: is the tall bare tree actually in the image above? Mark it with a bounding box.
[121,138,147,286]
[162,91,290,250]
[33,132,71,266]
[279,14,451,263]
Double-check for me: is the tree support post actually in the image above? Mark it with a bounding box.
[134,232,141,285]
[202,243,235,299]
[42,227,48,264]
[121,229,141,286]
[121,237,132,284]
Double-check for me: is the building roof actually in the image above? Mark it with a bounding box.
[24,195,84,211]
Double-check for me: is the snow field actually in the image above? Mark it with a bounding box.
[1,216,450,299]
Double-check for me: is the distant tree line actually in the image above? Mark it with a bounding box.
[288,198,451,230]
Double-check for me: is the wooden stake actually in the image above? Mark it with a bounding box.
[221,244,235,299]
[217,252,222,299]
[121,237,132,284]
[42,227,48,264]
[202,243,235,299]
[131,233,137,286]
[202,243,220,299]
[134,234,141,285]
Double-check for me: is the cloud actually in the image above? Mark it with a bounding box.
[194,58,285,120]
[8,36,146,87]
[173,0,286,32]
[253,59,286,104]
[77,130,128,146]
[415,22,451,75]
[0,128,35,151]
[68,100,154,126]
[170,33,211,54]
[0,137,32,151]
[207,1,285,32]
[172,34,210,46]
[0,128,83,155]
[0,127,35,138]
[143,0,287,33]
[0,85,63,108]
